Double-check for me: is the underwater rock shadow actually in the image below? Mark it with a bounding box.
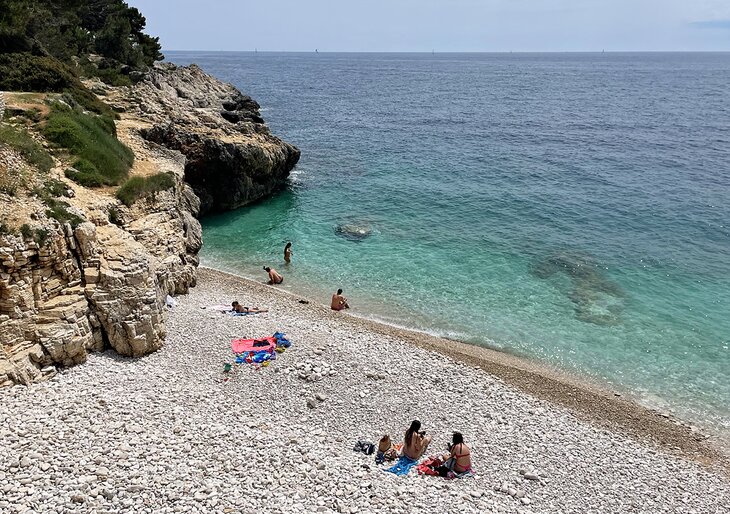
[334,222,373,242]
[530,251,627,327]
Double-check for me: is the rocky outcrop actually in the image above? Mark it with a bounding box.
[0,147,201,385]
[129,63,300,215]
[0,84,204,385]
[1,60,297,386]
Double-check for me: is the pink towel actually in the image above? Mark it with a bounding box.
[231,337,276,354]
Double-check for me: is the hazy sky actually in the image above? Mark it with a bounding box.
[127,0,730,52]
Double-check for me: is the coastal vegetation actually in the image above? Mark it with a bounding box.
[116,173,176,206]
[0,0,162,85]
[0,53,113,117]
[0,122,53,175]
[44,102,134,186]
[1,1,156,198]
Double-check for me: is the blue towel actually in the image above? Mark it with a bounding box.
[385,456,418,476]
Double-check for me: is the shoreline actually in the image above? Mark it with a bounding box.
[4,265,728,513]
[199,266,729,471]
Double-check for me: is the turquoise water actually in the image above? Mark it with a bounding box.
[168,52,730,434]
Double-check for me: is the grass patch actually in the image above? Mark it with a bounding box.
[36,178,70,198]
[116,173,175,206]
[44,197,84,227]
[0,123,54,172]
[44,103,133,186]
[31,178,84,228]
[64,159,108,187]
[0,53,116,118]
[33,228,50,247]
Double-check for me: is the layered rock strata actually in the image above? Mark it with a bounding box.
[129,63,300,215]
[0,149,201,385]
[1,63,295,385]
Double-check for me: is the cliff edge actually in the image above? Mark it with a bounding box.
[125,63,300,215]
[0,64,299,385]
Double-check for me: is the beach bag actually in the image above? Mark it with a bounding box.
[353,440,375,455]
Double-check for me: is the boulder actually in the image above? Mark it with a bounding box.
[335,223,373,242]
[134,63,300,215]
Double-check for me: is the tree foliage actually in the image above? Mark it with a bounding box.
[0,0,162,69]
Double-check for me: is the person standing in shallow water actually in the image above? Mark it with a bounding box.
[331,289,349,311]
[284,242,292,264]
[264,266,283,285]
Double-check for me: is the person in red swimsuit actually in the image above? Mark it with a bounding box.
[444,432,472,473]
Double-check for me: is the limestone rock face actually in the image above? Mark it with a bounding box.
[0,96,202,386]
[0,61,294,386]
[132,63,300,215]
[0,230,100,386]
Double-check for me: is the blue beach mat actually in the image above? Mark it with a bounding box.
[385,456,419,476]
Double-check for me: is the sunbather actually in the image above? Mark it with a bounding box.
[231,301,268,313]
[376,434,401,464]
[331,288,350,311]
[441,432,472,474]
[402,420,431,460]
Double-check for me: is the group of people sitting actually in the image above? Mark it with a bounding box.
[380,420,472,476]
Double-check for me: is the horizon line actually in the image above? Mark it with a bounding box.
[163,49,730,54]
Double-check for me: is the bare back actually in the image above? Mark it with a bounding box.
[331,294,344,310]
[269,269,283,284]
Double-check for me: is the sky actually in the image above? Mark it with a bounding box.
[126,0,730,52]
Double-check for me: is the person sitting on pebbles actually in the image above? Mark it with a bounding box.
[231,301,268,314]
[263,266,284,285]
[440,431,472,474]
[330,288,350,311]
[402,420,431,460]
[376,434,402,464]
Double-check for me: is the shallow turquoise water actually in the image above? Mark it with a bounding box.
[168,52,730,434]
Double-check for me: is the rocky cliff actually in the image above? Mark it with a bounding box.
[0,64,298,386]
[123,64,300,215]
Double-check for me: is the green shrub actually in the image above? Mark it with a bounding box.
[44,103,133,186]
[108,205,122,226]
[145,172,175,192]
[0,123,54,172]
[44,197,84,227]
[116,173,175,206]
[40,178,69,197]
[92,66,133,87]
[65,167,105,187]
[0,53,115,118]
[115,176,145,206]
[0,223,14,236]
[0,183,17,196]
[20,223,33,239]
[64,159,109,187]
[34,228,50,246]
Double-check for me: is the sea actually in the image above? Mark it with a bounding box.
[165,51,730,437]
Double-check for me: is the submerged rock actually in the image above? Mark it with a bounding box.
[334,223,372,242]
[530,251,626,326]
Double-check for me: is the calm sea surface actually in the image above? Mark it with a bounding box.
[166,52,730,435]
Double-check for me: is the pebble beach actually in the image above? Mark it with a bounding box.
[2,267,729,514]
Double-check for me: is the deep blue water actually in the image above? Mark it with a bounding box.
[166,52,730,435]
